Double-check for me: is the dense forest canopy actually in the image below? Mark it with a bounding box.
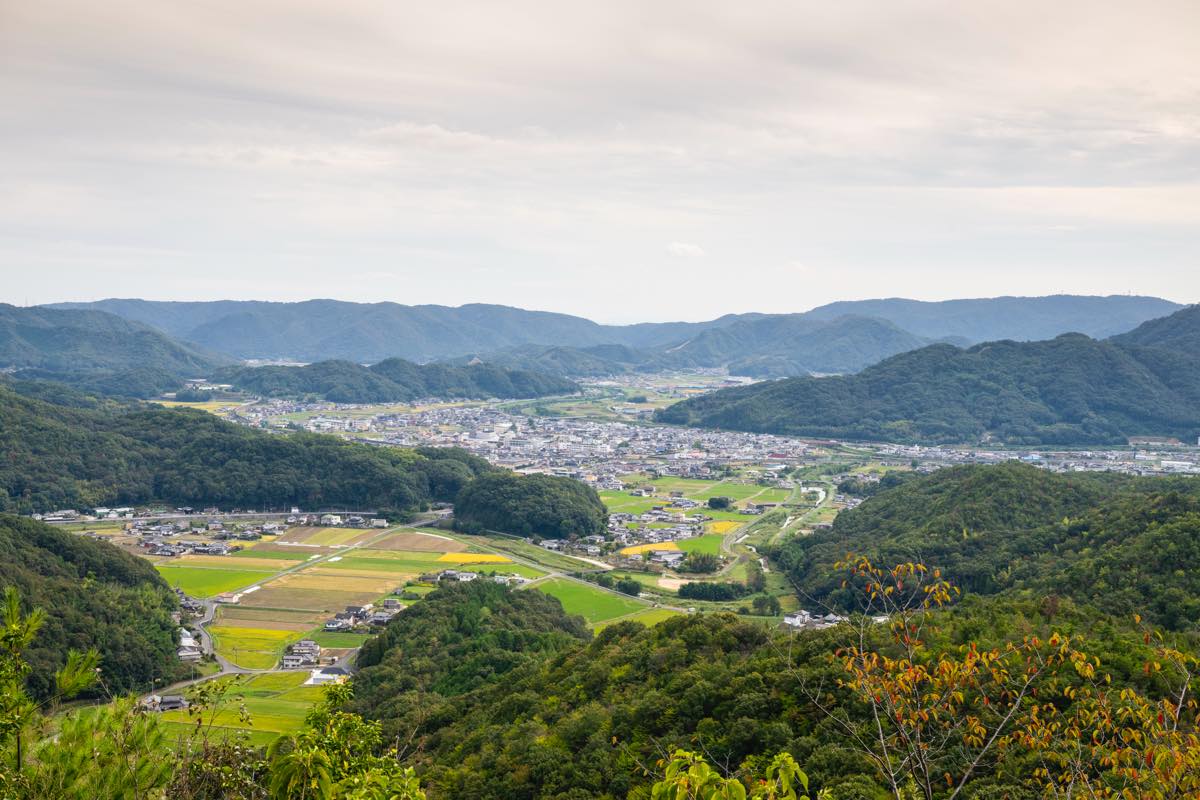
[658,333,1200,444]
[0,383,495,514]
[213,358,578,403]
[0,515,180,699]
[349,578,1193,799]
[453,471,608,539]
[771,462,1200,629]
[0,305,230,399]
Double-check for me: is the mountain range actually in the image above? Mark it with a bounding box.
[46,294,1180,378]
[657,304,1200,445]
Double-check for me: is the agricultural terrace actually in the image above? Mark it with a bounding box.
[195,526,540,668]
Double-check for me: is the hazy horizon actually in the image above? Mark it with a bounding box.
[4,1,1199,322]
[26,291,1193,327]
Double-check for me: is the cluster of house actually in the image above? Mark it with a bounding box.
[781,610,849,631]
[281,639,322,669]
[538,534,608,557]
[142,694,190,712]
[323,598,404,632]
[315,513,389,528]
[419,569,533,587]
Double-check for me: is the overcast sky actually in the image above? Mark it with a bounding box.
[2,1,1198,322]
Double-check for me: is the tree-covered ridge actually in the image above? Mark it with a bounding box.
[453,471,608,539]
[355,581,589,697]
[771,462,1200,629]
[349,576,1198,799]
[657,333,1200,444]
[0,305,232,399]
[0,384,494,514]
[1109,303,1200,352]
[0,304,225,374]
[212,358,578,403]
[0,515,179,699]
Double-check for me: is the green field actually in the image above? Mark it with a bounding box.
[530,578,646,623]
[677,534,724,555]
[154,565,275,598]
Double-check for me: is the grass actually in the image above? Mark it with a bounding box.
[594,607,683,631]
[530,578,646,623]
[208,626,298,669]
[154,565,275,598]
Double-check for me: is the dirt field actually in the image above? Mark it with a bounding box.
[367,530,467,552]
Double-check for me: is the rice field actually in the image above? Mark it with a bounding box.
[435,552,511,564]
[159,672,322,744]
[178,554,302,571]
[208,625,298,669]
[619,542,679,556]
[284,527,375,547]
[367,530,467,552]
[154,565,275,598]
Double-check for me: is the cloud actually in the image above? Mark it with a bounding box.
[666,242,705,258]
[0,1,1198,317]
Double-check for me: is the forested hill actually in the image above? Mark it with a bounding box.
[806,294,1181,342]
[657,333,1200,445]
[0,383,494,514]
[349,576,1182,798]
[213,358,577,403]
[0,515,180,699]
[1109,303,1200,353]
[0,304,230,398]
[771,462,1200,629]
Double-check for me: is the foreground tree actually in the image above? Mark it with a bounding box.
[650,749,827,800]
[807,557,1200,799]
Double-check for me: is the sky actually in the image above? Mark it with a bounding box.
[1,1,1198,323]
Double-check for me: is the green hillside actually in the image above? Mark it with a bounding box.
[658,333,1200,444]
[1109,303,1200,352]
[0,304,229,398]
[0,383,494,514]
[771,462,1200,628]
[0,514,180,699]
